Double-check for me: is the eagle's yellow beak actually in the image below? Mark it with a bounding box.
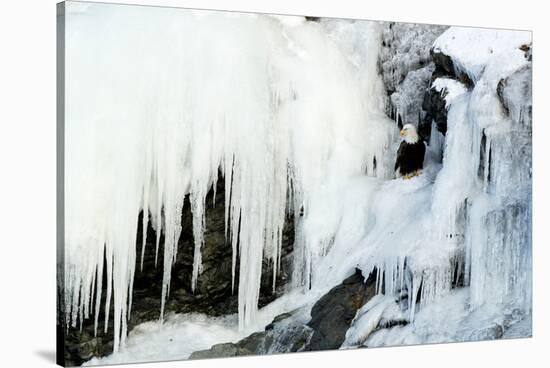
[400,129,405,136]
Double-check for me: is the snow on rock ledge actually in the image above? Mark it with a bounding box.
[432,27,531,83]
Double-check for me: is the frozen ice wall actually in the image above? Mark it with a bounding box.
[340,27,532,346]
[64,3,394,351]
[64,1,532,355]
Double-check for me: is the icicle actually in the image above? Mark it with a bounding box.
[93,245,104,336]
[191,190,206,293]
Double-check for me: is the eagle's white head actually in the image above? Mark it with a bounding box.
[400,124,420,144]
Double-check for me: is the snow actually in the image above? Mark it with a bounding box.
[341,294,401,347]
[432,27,532,82]
[86,289,321,365]
[63,1,531,359]
[83,313,243,366]
[431,77,468,108]
[363,289,529,347]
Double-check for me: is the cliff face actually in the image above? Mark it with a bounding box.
[378,23,448,131]
[60,12,532,365]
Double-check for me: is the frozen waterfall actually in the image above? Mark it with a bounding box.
[63,2,532,355]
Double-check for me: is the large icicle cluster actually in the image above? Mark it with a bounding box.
[64,3,394,351]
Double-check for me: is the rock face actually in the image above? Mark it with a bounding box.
[430,49,474,88]
[496,59,532,124]
[378,23,448,127]
[190,324,313,360]
[420,84,448,140]
[305,269,377,351]
[190,268,377,359]
[418,46,473,141]
[62,177,295,366]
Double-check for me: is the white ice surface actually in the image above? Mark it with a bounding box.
[431,77,468,108]
[83,313,243,366]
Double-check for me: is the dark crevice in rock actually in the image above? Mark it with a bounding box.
[305,16,321,22]
[420,47,472,142]
[420,85,448,140]
[430,49,474,89]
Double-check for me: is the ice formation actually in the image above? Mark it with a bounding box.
[63,1,532,356]
[336,26,532,346]
[64,3,394,351]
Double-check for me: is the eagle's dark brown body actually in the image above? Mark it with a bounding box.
[394,140,426,177]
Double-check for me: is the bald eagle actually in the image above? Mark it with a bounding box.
[395,124,426,179]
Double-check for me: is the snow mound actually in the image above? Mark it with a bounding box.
[83,314,242,366]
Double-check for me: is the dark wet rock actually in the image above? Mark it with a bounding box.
[519,43,532,61]
[266,312,293,330]
[430,49,474,88]
[305,16,321,22]
[63,176,295,365]
[190,312,313,359]
[496,64,532,126]
[189,342,249,359]
[420,84,448,140]
[430,50,454,79]
[305,269,377,351]
[467,323,504,341]
[190,269,376,359]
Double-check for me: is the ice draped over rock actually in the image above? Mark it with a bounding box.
[64,2,532,357]
[348,27,532,346]
[64,3,395,351]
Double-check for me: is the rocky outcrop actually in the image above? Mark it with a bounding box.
[430,49,474,88]
[496,45,532,126]
[305,269,377,351]
[420,83,448,140]
[419,49,471,141]
[420,41,531,143]
[378,23,448,127]
[63,176,295,366]
[190,322,313,359]
[190,268,376,359]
